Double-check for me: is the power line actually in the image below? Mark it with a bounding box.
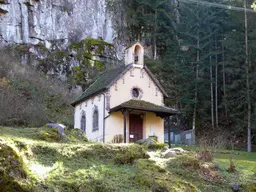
[179,0,256,13]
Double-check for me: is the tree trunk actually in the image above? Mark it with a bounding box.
[215,35,219,129]
[153,10,157,60]
[192,28,199,130]
[210,53,215,129]
[222,39,228,120]
[244,0,251,152]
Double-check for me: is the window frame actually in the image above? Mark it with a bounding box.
[80,111,86,133]
[92,106,99,132]
[130,86,143,99]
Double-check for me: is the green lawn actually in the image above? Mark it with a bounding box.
[214,153,256,189]
[0,127,255,192]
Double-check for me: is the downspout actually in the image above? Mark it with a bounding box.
[102,93,106,143]
[103,92,112,143]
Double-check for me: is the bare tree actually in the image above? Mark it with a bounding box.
[210,53,215,129]
[222,38,228,120]
[192,27,200,130]
[244,0,251,152]
[215,34,219,129]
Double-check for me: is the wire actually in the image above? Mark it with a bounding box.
[179,0,256,13]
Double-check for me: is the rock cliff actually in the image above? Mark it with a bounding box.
[0,0,123,57]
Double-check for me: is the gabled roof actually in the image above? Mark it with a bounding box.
[71,64,168,107]
[109,100,178,115]
[71,65,131,106]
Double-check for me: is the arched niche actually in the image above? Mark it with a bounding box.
[133,44,144,66]
[125,42,144,66]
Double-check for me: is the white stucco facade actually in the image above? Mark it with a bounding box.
[74,94,105,142]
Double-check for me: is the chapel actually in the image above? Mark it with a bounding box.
[71,42,177,143]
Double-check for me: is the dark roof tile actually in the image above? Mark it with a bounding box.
[71,65,131,106]
[110,100,178,115]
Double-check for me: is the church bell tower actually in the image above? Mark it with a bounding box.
[125,42,144,67]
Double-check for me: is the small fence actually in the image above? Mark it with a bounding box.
[164,129,195,145]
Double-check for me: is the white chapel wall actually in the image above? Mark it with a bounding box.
[74,94,104,142]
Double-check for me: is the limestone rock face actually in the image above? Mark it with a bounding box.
[0,0,123,56]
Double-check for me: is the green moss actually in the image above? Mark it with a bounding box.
[82,37,113,55]
[14,140,28,151]
[15,44,30,54]
[68,42,81,50]
[63,7,68,12]
[113,144,149,164]
[39,127,62,142]
[95,60,104,72]
[24,2,33,7]
[248,184,256,192]
[31,145,60,166]
[36,42,49,54]
[82,179,118,192]
[0,143,31,192]
[75,143,148,164]
[136,159,197,191]
[168,154,200,169]
[66,128,88,142]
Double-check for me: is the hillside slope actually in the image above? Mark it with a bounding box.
[0,50,75,127]
[0,127,255,192]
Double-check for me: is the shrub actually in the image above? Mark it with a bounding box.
[148,142,167,150]
[196,151,213,162]
[227,156,236,173]
[0,49,75,127]
[136,137,167,150]
[112,134,123,143]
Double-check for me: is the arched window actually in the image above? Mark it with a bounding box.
[81,112,86,133]
[92,106,99,131]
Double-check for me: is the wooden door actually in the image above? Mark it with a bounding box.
[129,114,143,142]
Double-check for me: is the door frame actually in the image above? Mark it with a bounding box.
[129,113,143,143]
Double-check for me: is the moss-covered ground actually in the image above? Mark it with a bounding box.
[0,127,255,192]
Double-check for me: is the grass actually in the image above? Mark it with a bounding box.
[214,153,256,189]
[0,127,256,192]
